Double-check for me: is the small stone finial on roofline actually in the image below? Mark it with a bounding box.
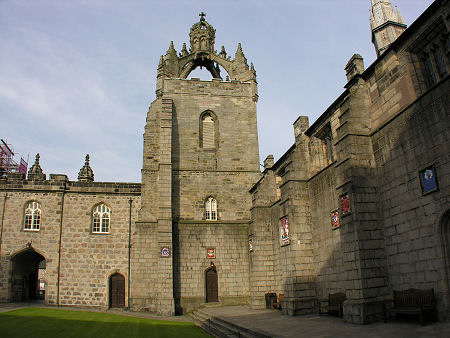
[78,154,94,182]
[28,153,46,181]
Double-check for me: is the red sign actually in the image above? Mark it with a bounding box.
[331,210,340,229]
[207,248,215,259]
[341,194,350,216]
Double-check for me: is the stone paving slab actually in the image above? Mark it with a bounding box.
[200,305,450,337]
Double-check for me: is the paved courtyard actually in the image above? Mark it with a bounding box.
[199,305,450,338]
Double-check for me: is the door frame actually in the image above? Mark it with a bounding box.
[205,264,218,303]
[109,272,125,308]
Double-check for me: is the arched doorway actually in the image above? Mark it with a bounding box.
[440,210,450,317]
[11,247,45,302]
[109,273,125,308]
[205,265,218,303]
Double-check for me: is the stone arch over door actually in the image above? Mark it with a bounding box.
[205,264,218,303]
[109,273,125,308]
[439,210,450,318]
[11,246,45,302]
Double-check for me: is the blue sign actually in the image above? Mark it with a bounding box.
[421,167,438,194]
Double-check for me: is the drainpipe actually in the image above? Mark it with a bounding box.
[128,198,132,310]
[56,181,66,306]
[0,192,7,256]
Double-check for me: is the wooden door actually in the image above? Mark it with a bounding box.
[110,274,125,308]
[206,268,218,303]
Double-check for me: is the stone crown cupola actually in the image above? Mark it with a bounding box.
[155,12,258,101]
[78,154,94,182]
[189,12,216,54]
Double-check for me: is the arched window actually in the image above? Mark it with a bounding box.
[202,113,215,149]
[92,204,110,233]
[24,201,41,231]
[205,197,217,221]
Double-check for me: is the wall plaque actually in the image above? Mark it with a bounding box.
[341,194,351,216]
[280,217,290,246]
[331,210,340,229]
[207,248,215,259]
[160,246,170,257]
[420,166,438,195]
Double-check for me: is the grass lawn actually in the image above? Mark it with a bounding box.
[0,307,211,338]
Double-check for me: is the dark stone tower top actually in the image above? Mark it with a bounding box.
[156,13,257,99]
[189,12,216,53]
[27,153,46,181]
[78,154,94,182]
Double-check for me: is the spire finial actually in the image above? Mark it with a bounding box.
[27,153,45,180]
[199,12,206,21]
[78,153,94,182]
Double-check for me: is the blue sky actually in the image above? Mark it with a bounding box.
[0,0,434,182]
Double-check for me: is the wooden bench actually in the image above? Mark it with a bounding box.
[318,292,346,317]
[383,288,436,326]
[271,293,284,310]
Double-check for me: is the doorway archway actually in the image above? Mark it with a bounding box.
[11,247,45,302]
[440,210,450,317]
[205,265,218,303]
[109,273,125,308]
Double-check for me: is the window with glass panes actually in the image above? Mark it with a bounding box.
[205,197,217,220]
[24,201,41,231]
[92,204,110,233]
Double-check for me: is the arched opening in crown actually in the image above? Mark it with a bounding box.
[179,53,231,81]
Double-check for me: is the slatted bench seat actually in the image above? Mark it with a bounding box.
[318,292,346,318]
[383,288,436,326]
[271,293,284,310]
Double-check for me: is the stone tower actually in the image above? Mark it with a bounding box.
[370,0,407,57]
[132,13,261,315]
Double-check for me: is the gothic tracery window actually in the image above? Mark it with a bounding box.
[24,201,41,231]
[205,197,217,221]
[92,204,110,233]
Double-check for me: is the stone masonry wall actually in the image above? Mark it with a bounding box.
[0,178,141,309]
[372,77,450,318]
[309,165,344,299]
[175,222,249,313]
[166,78,260,312]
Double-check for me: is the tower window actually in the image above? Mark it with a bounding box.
[205,197,217,221]
[92,204,110,233]
[422,53,437,87]
[202,113,215,149]
[24,201,41,231]
[433,45,447,78]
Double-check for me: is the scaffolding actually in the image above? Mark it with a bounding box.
[0,139,28,178]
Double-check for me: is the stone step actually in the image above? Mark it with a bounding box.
[210,316,272,338]
[196,311,209,321]
[201,318,241,338]
[190,309,271,338]
[188,310,209,325]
